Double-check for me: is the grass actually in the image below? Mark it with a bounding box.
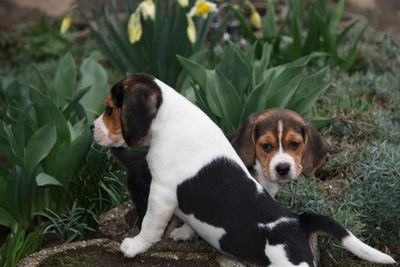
[276,31,400,265]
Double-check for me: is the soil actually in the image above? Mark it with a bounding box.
[40,247,219,267]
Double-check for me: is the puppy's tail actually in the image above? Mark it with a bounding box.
[299,212,396,264]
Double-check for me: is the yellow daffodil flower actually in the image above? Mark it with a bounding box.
[177,0,189,8]
[250,10,262,29]
[138,0,156,21]
[186,14,197,44]
[189,0,217,19]
[127,12,143,44]
[60,16,72,34]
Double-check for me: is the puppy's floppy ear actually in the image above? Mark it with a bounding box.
[301,120,328,177]
[111,81,125,108]
[115,75,162,147]
[230,116,257,167]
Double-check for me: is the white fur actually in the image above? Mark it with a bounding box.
[175,211,226,250]
[117,79,258,258]
[264,242,309,267]
[258,217,297,230]
[342,232,395,264]
[254,160,280,197]
[169,223,195,241]
[268,120,298,182]
[92,114,126,147]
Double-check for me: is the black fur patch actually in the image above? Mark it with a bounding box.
[177,157,315,266]
[112,73,162,147]
[110,147,151,228]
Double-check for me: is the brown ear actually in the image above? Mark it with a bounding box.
[230,116,257,167]
[113,74,162,147]
[301,120,328,177]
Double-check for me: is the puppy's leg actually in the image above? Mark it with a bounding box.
[120,183,176,258]
[169,223,195,241]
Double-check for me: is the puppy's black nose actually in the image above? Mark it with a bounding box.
[90,124,94,134]
[275,163,290,176]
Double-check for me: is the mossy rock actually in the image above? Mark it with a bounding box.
[17,238,244,267]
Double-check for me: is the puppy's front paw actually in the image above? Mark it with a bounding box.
[120,237,148,258]
[169,224,195,242]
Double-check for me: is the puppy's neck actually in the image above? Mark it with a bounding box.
[253,160,280,198]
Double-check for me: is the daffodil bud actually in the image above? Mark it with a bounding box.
[177,0,189,8]
[250,10,262,29]
[127,12,143,44]
[60,16,72,34]
[189,0,218,19]
[139,0,156,21]
[186,14,196,44]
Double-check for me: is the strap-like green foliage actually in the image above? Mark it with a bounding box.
[0,54,108,228]
[228,0,366,70]
[84,0,216,90]
[179,43,331,132]
[0,224,43,267]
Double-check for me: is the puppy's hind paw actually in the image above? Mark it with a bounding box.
[169,224,195,242]
[120,237,148,258]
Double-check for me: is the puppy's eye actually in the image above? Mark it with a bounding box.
[289,141,299,150]
[262,143,273,152]
[105,107,113,116]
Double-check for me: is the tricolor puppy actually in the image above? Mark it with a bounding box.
[91,74,395,266]
[231,109,328,197]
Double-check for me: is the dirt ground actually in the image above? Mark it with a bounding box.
[0,0,400,37]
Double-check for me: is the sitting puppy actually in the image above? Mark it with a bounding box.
[109,109,327,227]
[91,74,395,266]
[230,109,328,197]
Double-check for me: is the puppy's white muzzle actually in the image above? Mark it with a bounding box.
[92,114,126,147]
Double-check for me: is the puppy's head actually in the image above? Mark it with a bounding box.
[91,74,162,148]
[231,108,328,183]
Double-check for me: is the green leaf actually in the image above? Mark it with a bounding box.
[30,88,70,142]
[287,67,330,115]
[47,129,92,188]
[329,0,345,33]
[291,16,302,60]
[54,53,77,107]
[178,55,207,91]
[241,71,274,123]
[337,21,358,46]
[63,86,91,121]
[214,70,242,131]
[314,11,337,56]
[310,117,335,129]
[341,26,366,71]
[25,123,57,174]
[216,45,250,96]
[204,70,223,118]
[15,104,33,148]
[265,67,303,108]
[36,173,62,187]
[0,206,17,227]
[264,0,277,38]
[4,81,31,121]
[78,57,108,120]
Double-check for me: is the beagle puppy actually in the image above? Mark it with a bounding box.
[107,109,327,234]
[230,109,328,197]
[91,74,395,266]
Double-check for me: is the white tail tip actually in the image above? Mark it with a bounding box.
[342,232,396,264]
